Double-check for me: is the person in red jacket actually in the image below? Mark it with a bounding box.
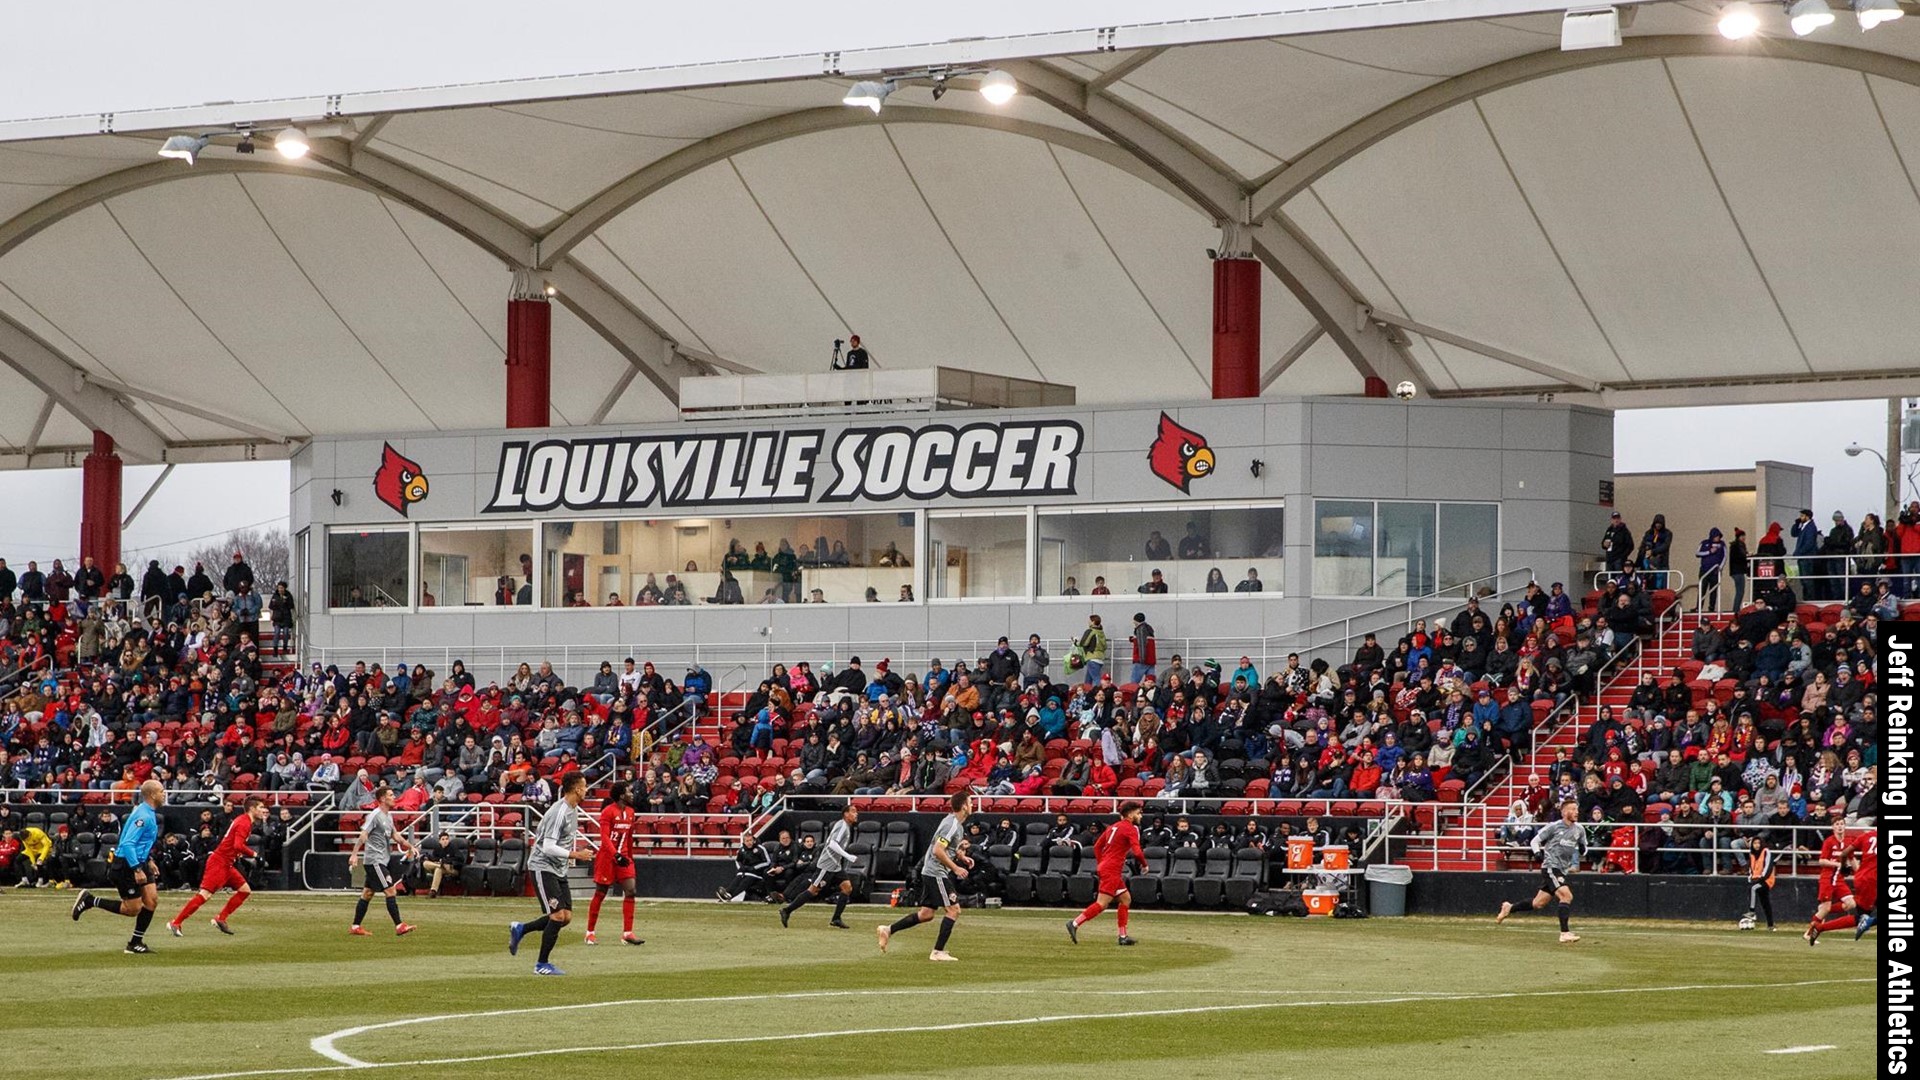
[168,795,267,936]
[1066,801,1144,946]
[1896,501,1920,597]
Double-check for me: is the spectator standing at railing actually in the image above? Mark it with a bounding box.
[16,561,44,604]
[1695,528,1725,611]
[1600,512,1633,574]
[1853,513,1888,595]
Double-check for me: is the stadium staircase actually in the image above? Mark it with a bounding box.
[1391,593,1692,873]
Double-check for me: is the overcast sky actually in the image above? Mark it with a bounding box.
[0,6,1909,566]
[0,401,1905,569]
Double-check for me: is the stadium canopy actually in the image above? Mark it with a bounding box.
[0,1,1917,467]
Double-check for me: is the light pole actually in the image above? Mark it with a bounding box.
[1845,441,1896,524]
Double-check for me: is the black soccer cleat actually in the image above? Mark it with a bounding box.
[125,941,152,955]
[829,919,851,929]
[1116,936,1138,946]
[71,891,92,921]
[779,908,791,928]
[213,918,234,936]
[1065,919,1079,944]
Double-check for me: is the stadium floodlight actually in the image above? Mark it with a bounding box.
[1855,0,1904,28]
[158,135,210,165]
[843,80,896,113]
[1718,1,1762,37]
[1787,0,1836,34]
[978,69,1018,105]
[275,127,311,159]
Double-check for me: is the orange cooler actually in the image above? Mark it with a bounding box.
[1321,846,1350,871]
[1286,836,1314,870]
[1303,890,1339,916]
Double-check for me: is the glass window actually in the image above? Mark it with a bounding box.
[326,528,408,610]
[1374,502,1437,598]
[1313,500,1374,597]
[420,527,534,607]
[1313,500,1499,597]
[1439,502,1499,590]
[1036,504,1283,596]
[540,513,914,607]
[929,512,1026,600]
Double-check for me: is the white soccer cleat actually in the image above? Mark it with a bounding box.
[1495,901,1512,924]
[1558,931,1580,944]
[876,925,891,953]
[929,950,959,962]
[583,931,598,946]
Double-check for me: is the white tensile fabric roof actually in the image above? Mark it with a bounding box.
[0,4,1917,465]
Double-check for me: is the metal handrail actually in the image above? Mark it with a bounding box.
[1456,818,1856,878]
[304,568,1541,690]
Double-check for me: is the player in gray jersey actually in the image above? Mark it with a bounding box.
[509,772,592,975]
[781,804,860,929]
[1495,799,1586,942]
[878,791,974,962]
[349,787,416,937]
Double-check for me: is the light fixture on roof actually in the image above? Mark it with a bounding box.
[842,80,896,114]
[1718,1,1762,37]
[1560,6,1622,49]
[275,127,311,159]
[978,69,1018,105]
[157,134,211,165]
[234,132,256,155]
[1855,0,1904,28]
[1787,0,1837,33]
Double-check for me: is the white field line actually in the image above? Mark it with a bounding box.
[1765,1045,1838,1054]
[142,978,1872,1080]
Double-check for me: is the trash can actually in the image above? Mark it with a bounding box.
[1364,864,1413,917]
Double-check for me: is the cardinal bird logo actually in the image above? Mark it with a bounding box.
[372,443,429,516]
[1147,412,1215,494]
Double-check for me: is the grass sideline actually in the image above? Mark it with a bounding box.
[3,891,1873,1080]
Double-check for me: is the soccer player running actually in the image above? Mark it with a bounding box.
[781,803,858,929]
[509,772,593,975]
[72,778,166,954]
[878,791,973,962]
[1067,800,1144,946]
[1806,809,1854,945]
[584,781,643,946]
[1808,809,1877,944]
[348,786,417,937]
[1496,798,1586,943]
[169,795,268,936]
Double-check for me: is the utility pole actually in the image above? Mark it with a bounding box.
[1890,397,1904,524]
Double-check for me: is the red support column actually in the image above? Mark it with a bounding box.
[79,431,122,574]
[505,294,552,429]
[1211,256,1261,399]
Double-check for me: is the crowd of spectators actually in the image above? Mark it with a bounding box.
[1526,507,1895,874]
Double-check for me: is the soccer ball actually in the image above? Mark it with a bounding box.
[1394,380,1417,400]
[1737,914,1756,931]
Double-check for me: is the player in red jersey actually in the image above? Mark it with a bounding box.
[1805,808,1856,945]
[584,782,643,946]
[167,796,268,936]
[1066,801,1144,946]
[1809,823,1878,943]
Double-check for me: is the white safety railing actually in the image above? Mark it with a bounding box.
[307,567,1541,696]
[1396,818,1859,878]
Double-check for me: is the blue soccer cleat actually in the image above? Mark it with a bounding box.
[507,922,526,956]
[533,962,564,976]
[1856,913,1877,939]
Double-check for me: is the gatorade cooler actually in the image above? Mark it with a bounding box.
[1303,890,1339,916]
[1321,846,1351,871]
[1286,836,1315,870]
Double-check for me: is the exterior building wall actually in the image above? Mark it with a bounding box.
[292,396,1612,684]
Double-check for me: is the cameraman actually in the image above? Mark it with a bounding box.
[832,334,870,370]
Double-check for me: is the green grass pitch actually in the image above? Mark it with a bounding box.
[4,892,1872,1080]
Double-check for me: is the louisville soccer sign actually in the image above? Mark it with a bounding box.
[481,421,1085,513]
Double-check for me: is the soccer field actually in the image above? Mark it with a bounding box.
[6,892,1872,1080]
